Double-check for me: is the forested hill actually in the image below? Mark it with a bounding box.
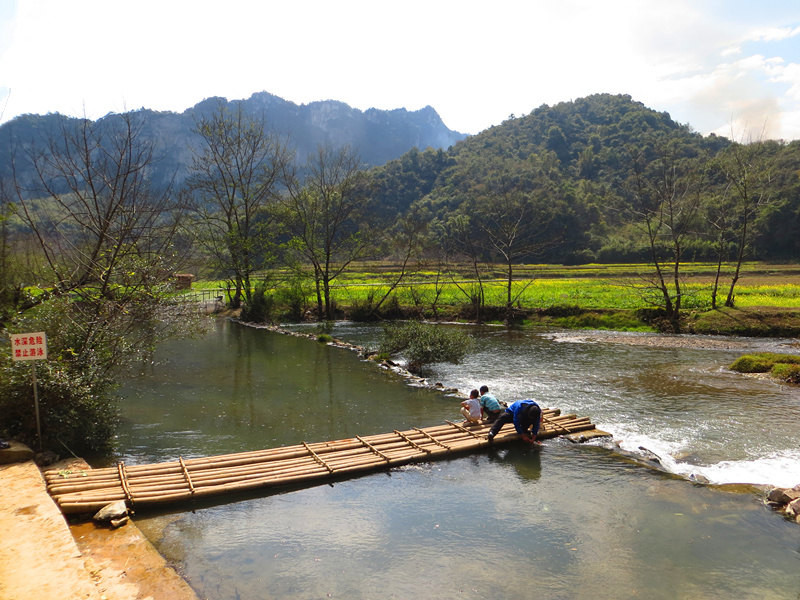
[369,93,800,261]
[0,91,466,192]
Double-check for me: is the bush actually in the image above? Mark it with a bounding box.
[729,355,774,373]
[730,352,800,374]
[241,282,275,323]
[349,289,379,322]
[0,342,119,456]
[273,278,309,321]
[379,321,474,374]
[1,290,200,457]
[771,363,800,384]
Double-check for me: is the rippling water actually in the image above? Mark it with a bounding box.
[117,320,800,600]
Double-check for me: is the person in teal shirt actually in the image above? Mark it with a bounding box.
[478,385,503,422]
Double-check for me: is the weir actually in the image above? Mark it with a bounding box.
[44,407,609,516]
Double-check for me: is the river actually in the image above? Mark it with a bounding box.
[116,319,800,600]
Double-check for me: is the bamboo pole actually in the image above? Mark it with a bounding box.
[47,413,608,514]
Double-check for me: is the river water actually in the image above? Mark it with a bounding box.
[116,320,800,600]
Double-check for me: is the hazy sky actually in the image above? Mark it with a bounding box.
[2,0,800,140]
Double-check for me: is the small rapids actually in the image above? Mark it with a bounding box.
[319,322,800,489]
[118,321,800,600]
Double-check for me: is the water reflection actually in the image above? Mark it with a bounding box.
[119,321,800,600]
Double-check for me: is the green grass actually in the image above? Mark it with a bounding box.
[189,262,800,333]
[730,353,800,383]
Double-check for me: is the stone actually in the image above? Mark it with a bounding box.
[34,451,59,467]
[0,441,35,465]
[93,500,128,523]
[767,487,800,505]
[689,473,711,485]
[109,515,129,529]
[786,498,800,518]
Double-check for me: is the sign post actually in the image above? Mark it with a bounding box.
[10,332,48,451]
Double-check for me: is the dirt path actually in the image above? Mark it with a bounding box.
[0,459,199,600]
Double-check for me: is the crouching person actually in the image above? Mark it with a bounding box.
[486,399,542,445]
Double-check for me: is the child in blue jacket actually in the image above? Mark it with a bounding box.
[486,399,542,444]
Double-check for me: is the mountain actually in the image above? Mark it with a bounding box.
[0,91,466,194]
[369,93,800,261]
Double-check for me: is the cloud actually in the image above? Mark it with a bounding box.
[1,0,799,139]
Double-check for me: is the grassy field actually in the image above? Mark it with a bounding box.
[189,262,800,334]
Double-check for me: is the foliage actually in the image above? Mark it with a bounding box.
[729,352,800,373]
[272,277,311,321]
[0,352,119,455]
[283,144,373,320]
[187,101,292,308]
[2,112,199,456]
[240,281,275,323]
[379,321,474,373]
[0,295,199,455]
[770,363,800,384]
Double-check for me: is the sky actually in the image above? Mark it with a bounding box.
[2,0,800,141]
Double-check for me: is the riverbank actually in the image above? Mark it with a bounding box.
[0,457,198,600]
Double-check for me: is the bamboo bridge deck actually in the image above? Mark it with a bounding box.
[45,408,609,516]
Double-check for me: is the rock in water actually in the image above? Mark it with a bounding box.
[93,500,128,524]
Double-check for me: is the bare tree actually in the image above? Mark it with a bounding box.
[14,114,183,309]
[283,145,371,320]
[187,102,292,308]
[4,112,193,453]
[476,182,560,322]
[710,140,773,307]
[625,141,706,331]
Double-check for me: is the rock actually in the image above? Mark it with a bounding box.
[34,451,59,467]
[786,498,800,518]
[93,500,128,523]
[767,487,800,505]
[637,446,663,466]
[689,473,710,485]
[109,515,129,529]
[0,441,35,465]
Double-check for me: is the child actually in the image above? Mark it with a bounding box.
[460,389,483,424]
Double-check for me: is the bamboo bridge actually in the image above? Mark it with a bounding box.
[45,407,609,516]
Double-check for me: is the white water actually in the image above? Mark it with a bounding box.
[325,323,800,490]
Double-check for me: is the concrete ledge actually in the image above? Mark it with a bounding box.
[0,460,199,600]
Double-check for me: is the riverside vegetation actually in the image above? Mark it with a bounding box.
[202,260,800,337]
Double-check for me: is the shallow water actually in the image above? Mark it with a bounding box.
[117,320,800,600]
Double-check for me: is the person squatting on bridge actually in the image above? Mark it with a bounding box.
[460,389,483,424]
[478,385,504,422]
[486,399,542,445]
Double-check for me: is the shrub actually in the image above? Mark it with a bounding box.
[349,289,379,322]
[379,321,474,374]
[240,282,274,323]
[729,355,774,373]
[730,352,800,374]
[273,278,309,321]
[771,363,800,384]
